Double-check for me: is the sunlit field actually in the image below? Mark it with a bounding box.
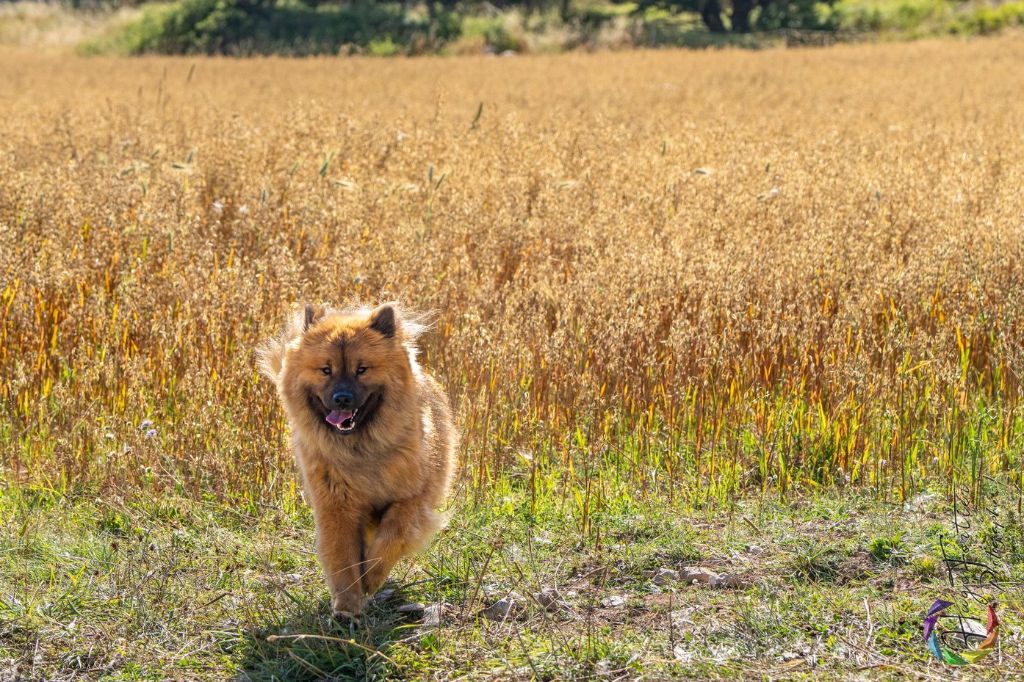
[2,37,1024,679]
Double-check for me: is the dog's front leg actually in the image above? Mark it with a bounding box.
[362,500,442,596]
[305,476,366,618]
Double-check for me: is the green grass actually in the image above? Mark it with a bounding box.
[3,477,1022,679]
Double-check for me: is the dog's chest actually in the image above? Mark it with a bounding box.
[320,449,423,507]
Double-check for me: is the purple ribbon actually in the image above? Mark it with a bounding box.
[923,599,953,642]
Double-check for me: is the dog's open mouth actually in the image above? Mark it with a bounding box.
[326,408,358,433]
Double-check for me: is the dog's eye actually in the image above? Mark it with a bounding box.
[320,366,332,376]
[356,366,368,375]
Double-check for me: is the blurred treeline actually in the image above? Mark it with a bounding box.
[7,0,1024,59]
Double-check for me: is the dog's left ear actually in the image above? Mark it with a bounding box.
[369,304,397,338]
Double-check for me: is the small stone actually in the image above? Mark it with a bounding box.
[681,567,719,585]
[396,602,425,613]
[422,603,444,628]
[711,573,745,589]
[671,608,696,629]
[373,588,396,602]
[653,568,680,585]
[747,544,764,555]
[601,595,626,608]
[535,587,563,611]
[482,596,520,621]
[673,644,693,662]
[781,651,800,662]
[906,492,938,512]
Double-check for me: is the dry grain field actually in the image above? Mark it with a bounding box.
[2,37,1024,679]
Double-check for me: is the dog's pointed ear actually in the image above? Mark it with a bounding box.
[304,304,325,331]
[369,304,397,338]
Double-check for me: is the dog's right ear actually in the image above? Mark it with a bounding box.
[304,304,325,331]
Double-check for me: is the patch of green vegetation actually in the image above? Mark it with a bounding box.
[457,16,528,53]
[3,478,1023,678]
[868,532,906,565]
[367,35,399,56]
[911,553,941,578]
[948,0,1024,34]
[825,0,1024,37]
[80,0,462,56]
[828,0,953,32]
[636,11,777,48]
[754,0,837,29]
[787,538,846,582]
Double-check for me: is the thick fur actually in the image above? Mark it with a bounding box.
[258,303,457,618]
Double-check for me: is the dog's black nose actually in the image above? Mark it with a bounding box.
[331,389,355,408]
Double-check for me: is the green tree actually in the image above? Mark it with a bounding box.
[621,0,834,33]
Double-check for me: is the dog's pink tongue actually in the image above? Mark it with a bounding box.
[326,409,354,427]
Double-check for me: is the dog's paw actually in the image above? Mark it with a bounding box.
[332,593,365,619]
[332,609,362,627]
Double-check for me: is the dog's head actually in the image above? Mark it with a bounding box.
[270,303,423,437]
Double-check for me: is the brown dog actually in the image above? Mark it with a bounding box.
[258,303,456,619]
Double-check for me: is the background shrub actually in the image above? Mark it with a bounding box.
[948,0,1024,34]
[83,0,462,55]
[827,0,952,32]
